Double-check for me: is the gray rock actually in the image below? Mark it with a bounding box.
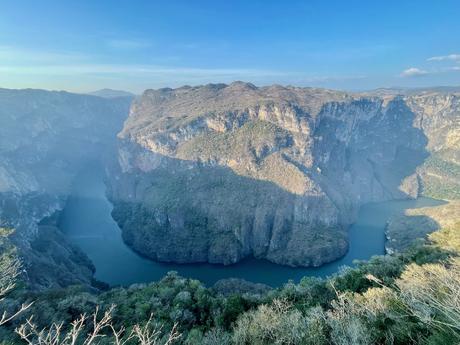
[0,88,131,290]
[108,83,459,267]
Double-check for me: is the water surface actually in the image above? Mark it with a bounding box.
[59,166,444,287]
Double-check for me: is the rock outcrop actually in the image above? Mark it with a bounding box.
[107,82,459,267]
[404,93,460,200]
[0,88,132,290]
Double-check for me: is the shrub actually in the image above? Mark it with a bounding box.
[232,299,326,345]
[397,258,460,341]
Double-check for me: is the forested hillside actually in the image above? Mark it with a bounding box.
[1,220,459,344]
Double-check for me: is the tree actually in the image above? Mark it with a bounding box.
[232,298,327,345]
[397,258,460,340]
[0,251,181,345]
[0,256,32,326]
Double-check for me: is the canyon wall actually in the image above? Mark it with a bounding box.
[107,82,459,267]
[0,88,132,290]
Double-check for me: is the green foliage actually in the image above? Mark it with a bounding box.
[421,153,460,200]
[429,221,460,253]
[176,120,290,164]
[397,258,460,341]
[2,221,460,344]
[217,295,254,330]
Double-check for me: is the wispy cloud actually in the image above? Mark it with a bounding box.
[400,67,429,77]
[427,54,460,62]
[106,39,152,50]
[0,45,367,92]
[0,46,364,81]
[0,45,281,78]
[0,63,289,79]
[0,45,89,63]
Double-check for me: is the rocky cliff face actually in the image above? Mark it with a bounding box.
[0,88,131,290]
[405,93,460,199]
[107,82,459,267]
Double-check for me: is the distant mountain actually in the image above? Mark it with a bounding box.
[363,86,460,97]
[403,86,460,94]
[88,88,135,99]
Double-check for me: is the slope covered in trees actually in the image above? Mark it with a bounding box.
[0,220,459,344]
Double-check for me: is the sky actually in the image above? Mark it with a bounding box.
[0,0,459,93]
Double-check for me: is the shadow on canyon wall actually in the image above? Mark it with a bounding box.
[109,155,348,268]
[312,97,430,204]
[108,96,436,268]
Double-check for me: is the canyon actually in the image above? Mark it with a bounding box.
[0,88,132,290]
[107,82,459,267]
[0,84,458,290]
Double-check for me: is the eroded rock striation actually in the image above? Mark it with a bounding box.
[107,82,459,267]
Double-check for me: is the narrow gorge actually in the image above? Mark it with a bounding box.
[0,88,132,290]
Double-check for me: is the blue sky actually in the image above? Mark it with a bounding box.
[1,0,459,93]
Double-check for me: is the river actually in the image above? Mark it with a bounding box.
[59,166,444,287]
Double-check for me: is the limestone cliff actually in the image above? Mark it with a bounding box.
[107,82,459,267]
[0,88,131,290]
[405,93,460,199]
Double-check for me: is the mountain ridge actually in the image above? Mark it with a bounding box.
[107,82,460,267]
[87,88,135,99]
